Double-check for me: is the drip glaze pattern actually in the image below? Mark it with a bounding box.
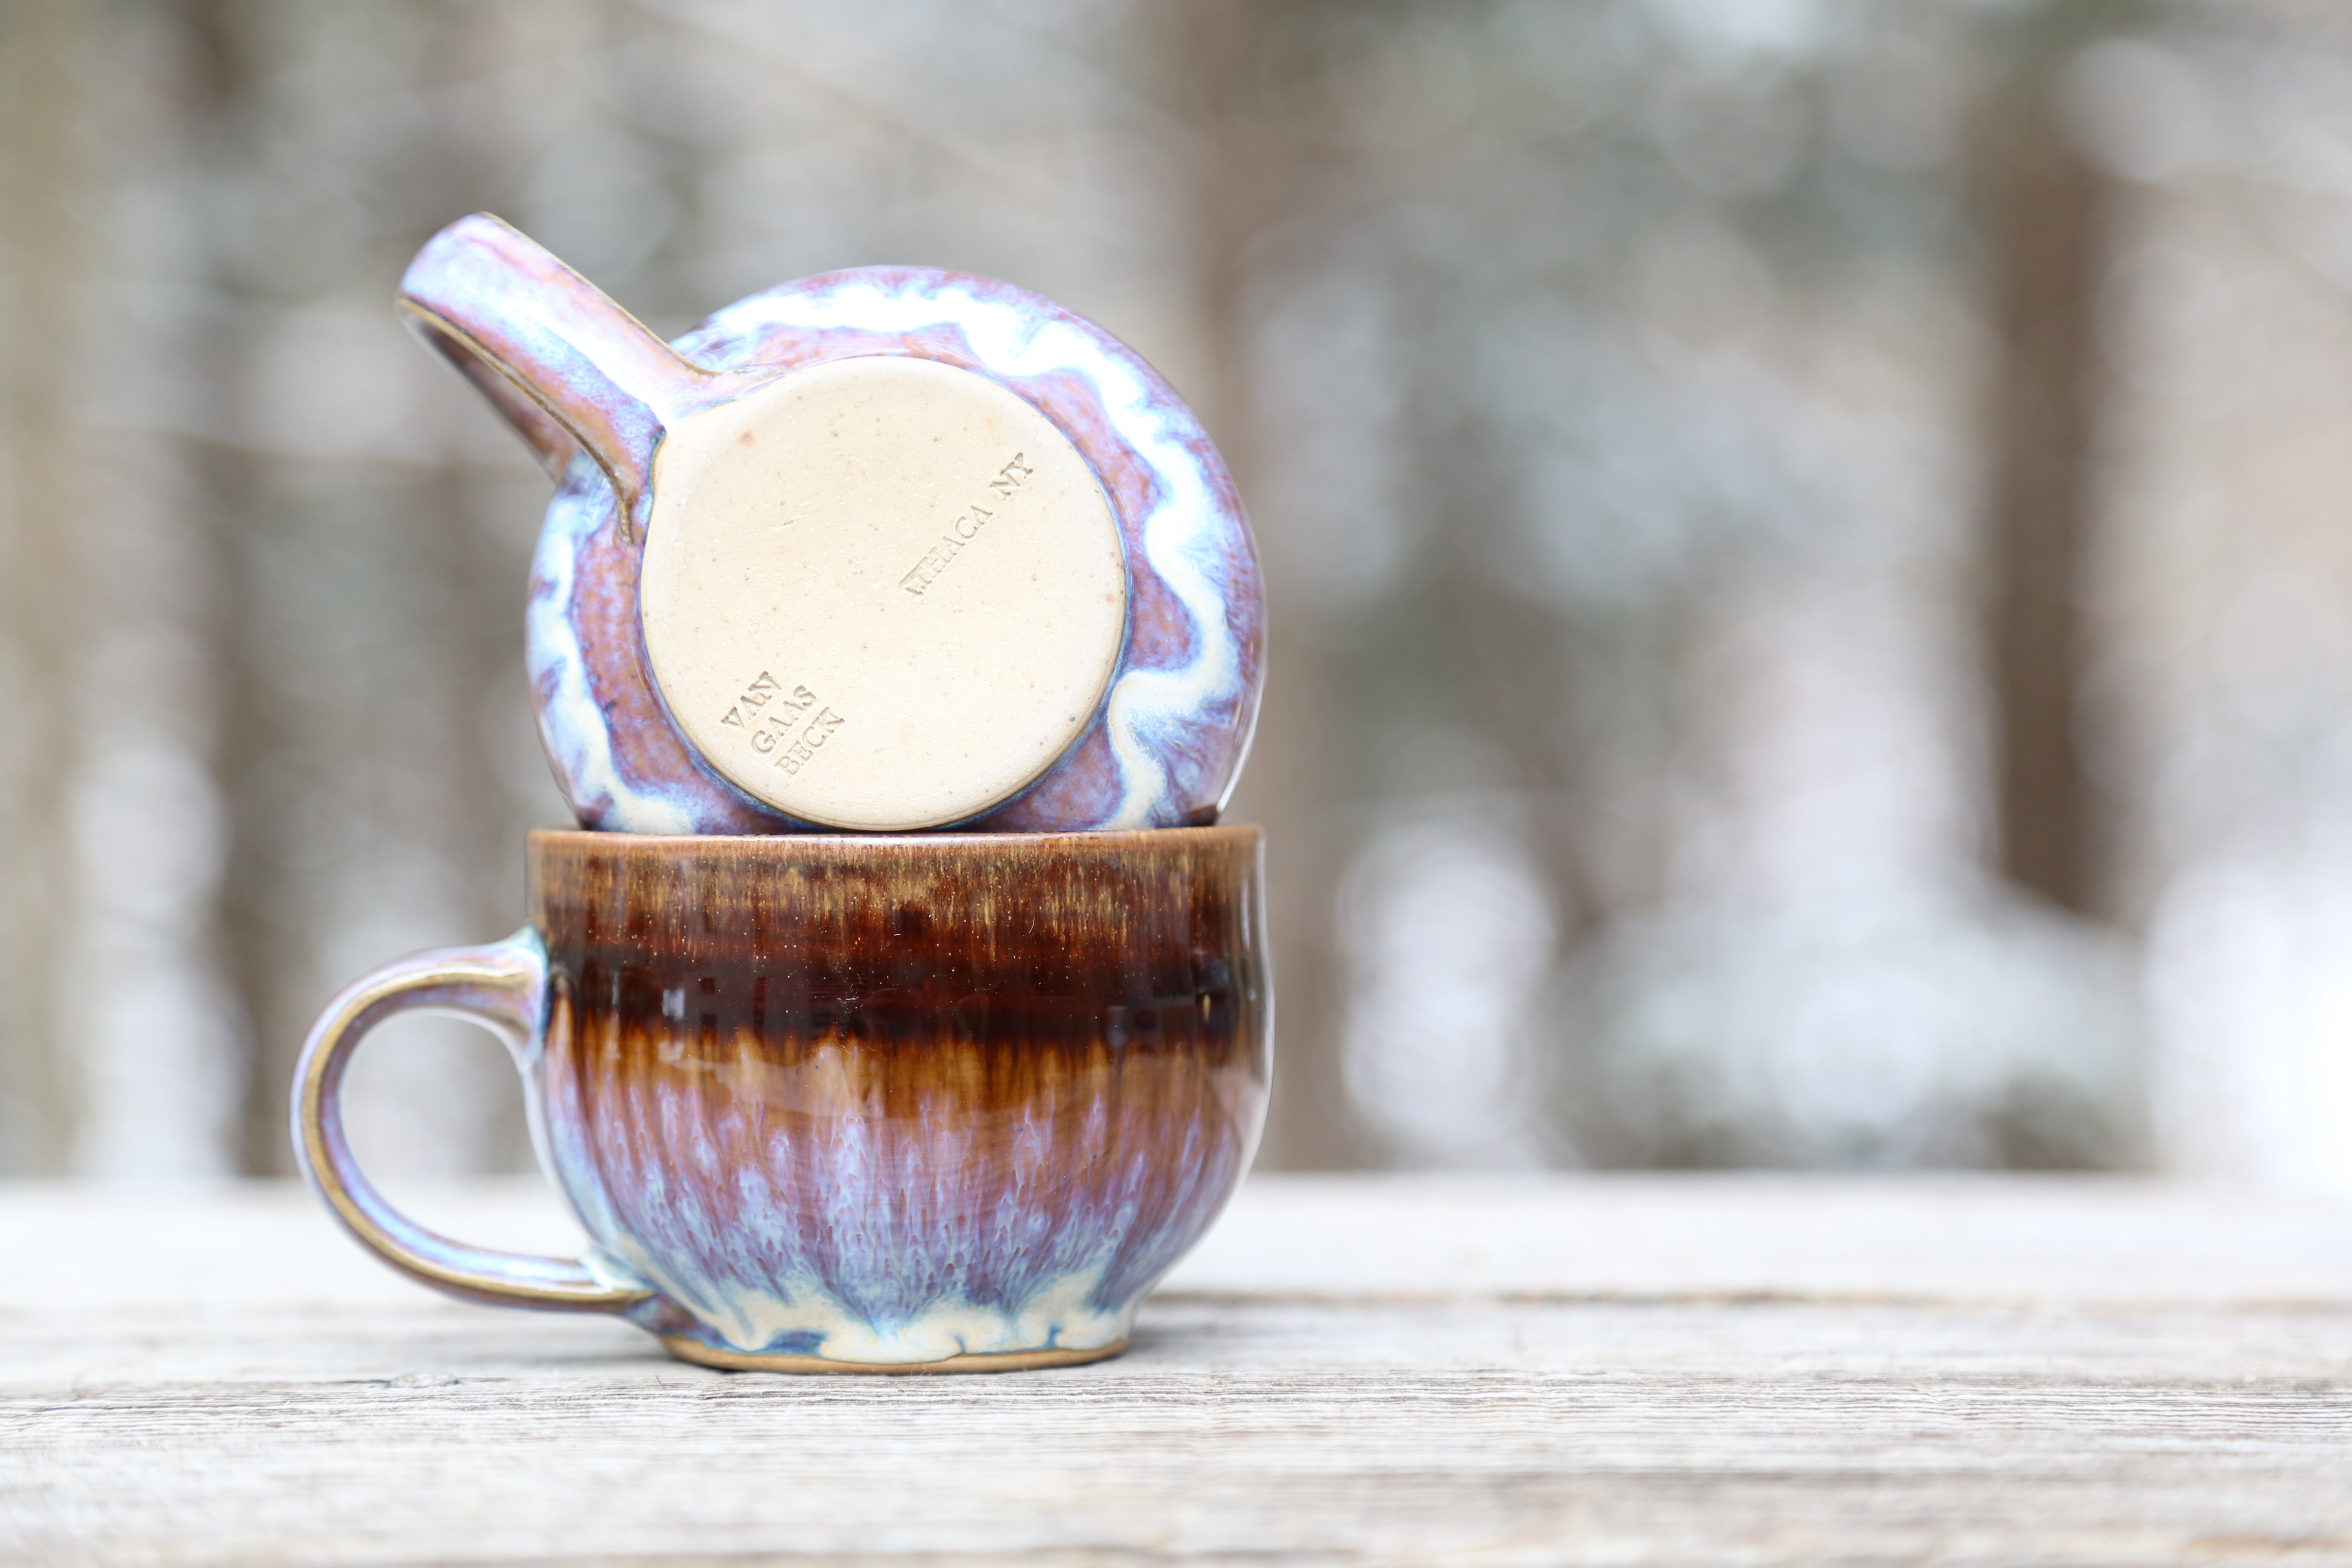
[294,828,1271,1369]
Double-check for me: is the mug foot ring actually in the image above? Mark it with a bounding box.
[660,1335,1130,1375]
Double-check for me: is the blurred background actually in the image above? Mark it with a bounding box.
[3,0,2350,1191]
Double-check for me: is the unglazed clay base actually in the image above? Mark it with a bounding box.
[660,1335,1130,1375]
[637,356,1127,831]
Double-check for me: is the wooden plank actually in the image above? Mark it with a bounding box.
[1174,1174,2352,1306]
[11,1173,2352,1310]
[5,1299,2348,1567]
[3,1176,2350,1567]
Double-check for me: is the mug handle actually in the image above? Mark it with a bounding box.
[395,213,774,542]
[291,926,651,1314]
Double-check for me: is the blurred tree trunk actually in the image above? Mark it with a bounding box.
[180,0,556,1175]
[0,0,88,1173]
[1162,0,1360,1168]
[174,0,277,1177]
[1977,49,2114,916]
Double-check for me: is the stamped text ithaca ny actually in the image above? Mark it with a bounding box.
[897,452,1037,597]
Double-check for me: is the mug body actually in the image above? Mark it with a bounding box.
[401,218,1264,837]
[522,268,1265,837]
[524,827,1269,1369]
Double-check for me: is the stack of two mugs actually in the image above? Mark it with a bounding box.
[296,217,1269,1373]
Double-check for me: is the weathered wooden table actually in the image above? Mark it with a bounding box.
[5,1174,2349,1565]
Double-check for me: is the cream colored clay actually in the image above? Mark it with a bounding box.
[637,356,1127,830]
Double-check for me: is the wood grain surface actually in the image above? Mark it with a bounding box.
[4,1175,2349,1567]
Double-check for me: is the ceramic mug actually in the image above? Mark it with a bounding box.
[293,827,1269,1372]
[398,215,1265,836]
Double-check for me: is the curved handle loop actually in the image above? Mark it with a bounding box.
[292,926,651,1314]
[397,213,770,541]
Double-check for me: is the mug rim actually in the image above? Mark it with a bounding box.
[527,823,1262,860]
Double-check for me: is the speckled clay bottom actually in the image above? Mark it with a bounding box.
[660,1335,1130,1375]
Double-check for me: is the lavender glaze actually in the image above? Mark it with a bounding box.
[400,215,1264,835]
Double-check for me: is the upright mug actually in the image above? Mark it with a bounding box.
[293,827,1270,1372]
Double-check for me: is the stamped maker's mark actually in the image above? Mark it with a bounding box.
[719,670,847,778]
[898,452,1037,598]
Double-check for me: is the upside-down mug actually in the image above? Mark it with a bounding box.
[293,827,1270,1372]
[399,214,1265,836]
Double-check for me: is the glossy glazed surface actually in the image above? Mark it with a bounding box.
[399,215,1265,835]
[527,827,1269,1363]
